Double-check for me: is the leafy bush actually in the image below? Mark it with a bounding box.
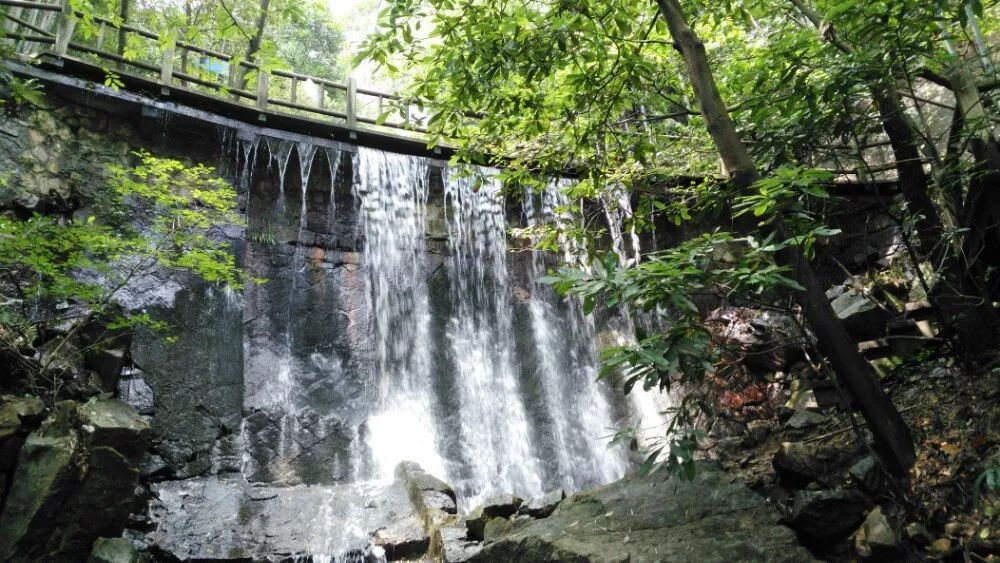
[0,150,246,396]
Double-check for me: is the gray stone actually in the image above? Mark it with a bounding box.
[466,494,524,541]
[785,409,827,430]
[519,489,566,518]
[130,282,243,478]
[471,468,814,562]
[853,506,898,558]
[0,395,148,561]
[78,397,150,459]
[242,405,353,484]
[0,402,20,440]
[482,517,514,543]
[440,526,483,562]
[138,453,169,478]
[773,441,860,488]
[118,375,155,416]
[1,394,45,421]
[55,446,141,555]
[0,405,82,561]
[396,460,457,515]
[88,537,149,563]
[373,514,431,560]
[788,489,870,543]
[829,288,876,320]
[849,455,884,493]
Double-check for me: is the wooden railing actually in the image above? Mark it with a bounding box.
[1,0,426,137]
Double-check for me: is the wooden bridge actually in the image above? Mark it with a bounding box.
[1,0,446,155]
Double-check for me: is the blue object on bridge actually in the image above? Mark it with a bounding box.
[197,57,229,76]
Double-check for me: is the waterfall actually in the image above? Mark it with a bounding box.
[232,138,650,511]
[523,181,631,491]
[443,167,543,503]
[600,184,642,267]
[597,187,673,444]
[355,147,448,482]
[354,150,632,505]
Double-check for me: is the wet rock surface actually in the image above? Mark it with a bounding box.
[470,468,815,562]
[465,494,524,541]
[147,476,428,561]
[518,489,566,518]
[440,525,484,562]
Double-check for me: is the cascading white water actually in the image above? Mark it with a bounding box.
[355,149,634,505]
[597,187,673,444]
[523,181,631,491]
[601,184,642,267]
[443,167,544,503]
[354,147,448,481]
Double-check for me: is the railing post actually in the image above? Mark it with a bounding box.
[160,42,175,94]
[346,76,357,129]
[226,62,238,100]
[290,76,297,104]
[52,0,77,57]
[256,69,269,120]
[96,22,107,50]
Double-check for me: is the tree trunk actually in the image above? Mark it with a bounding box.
[116,0,130,62]
[654,0,916,475]
[238,0,271,90]
[870,87,945,252]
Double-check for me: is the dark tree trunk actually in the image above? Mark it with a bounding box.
[870,88,945,253]
[654,0,916,475]
[238,0,271,90]
[116,0,130,60]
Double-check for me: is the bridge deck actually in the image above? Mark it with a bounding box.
[1,0,454,158]
[10,56,455,160]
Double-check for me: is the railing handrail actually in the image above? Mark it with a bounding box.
[0,0,428,136]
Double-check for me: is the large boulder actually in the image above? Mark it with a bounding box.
[773,441,860,488]
[465,494,524,541]
[0,399,148,560]
[396,460,458,516]
[78,396,150,459]
[0,403,83,561]
[470,468,815,562]
[519,489,566,518]
[373,514,431,560]
[705,307,807,373]
[788,489,870,544]
[0,395,45,439]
